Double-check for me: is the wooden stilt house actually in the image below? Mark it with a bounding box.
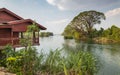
[0,8,46,49]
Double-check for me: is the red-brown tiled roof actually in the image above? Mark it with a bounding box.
[7,19,46,30]
[0,8,24,20]
[0,8,46,30]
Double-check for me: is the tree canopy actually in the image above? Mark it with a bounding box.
[70,10,105,38]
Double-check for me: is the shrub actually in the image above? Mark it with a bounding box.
[64,36,73,39]
[62,51,99,75]
[1,46,99,75]
[1,45,44,75]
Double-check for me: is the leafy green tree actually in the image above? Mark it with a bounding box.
[96,27,104,37]
[110,25,120,40]
[27,22,40,32]
[70,10,105,38]
[102,28,111,37]
[101,25,120,41]
[63,25,75,39]
[90,28,98,38]
[63,25,73,36]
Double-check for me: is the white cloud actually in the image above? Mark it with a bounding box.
[105,8,120,17]
[46,0,120,11]
[46,0,56,5]
[46,0,82,10]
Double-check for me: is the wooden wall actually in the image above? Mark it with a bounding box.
[12,22,32,32]
[0,28,11,38]
[0,28,11,46]
[13,32,19,38]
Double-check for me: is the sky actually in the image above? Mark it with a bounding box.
[0,0,120,34]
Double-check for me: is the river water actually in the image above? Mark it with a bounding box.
[36,35,120,75]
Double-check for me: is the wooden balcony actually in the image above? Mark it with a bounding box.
[0,37,39,48]
[0,38,12,46]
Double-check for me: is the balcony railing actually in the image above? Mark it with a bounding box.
[0,38,12,46]
[0,37,39,47]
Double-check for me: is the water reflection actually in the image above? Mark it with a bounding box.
[37,35,120,75]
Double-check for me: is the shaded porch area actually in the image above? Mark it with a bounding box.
[0,28,40,49]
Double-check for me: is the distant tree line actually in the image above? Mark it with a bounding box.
[40,32,53,37]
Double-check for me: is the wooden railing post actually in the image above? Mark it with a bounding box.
[21,32,23,38]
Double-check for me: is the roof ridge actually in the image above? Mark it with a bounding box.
[0,8,24,20]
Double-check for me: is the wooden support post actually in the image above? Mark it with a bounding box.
[21,32,23,38]
[38,31,39,44]
[13,47,16,52]
[33,32,35,43]
[33,32,35,38]
[38,31,39,38]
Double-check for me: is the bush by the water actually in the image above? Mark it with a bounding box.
[64,35,73,39]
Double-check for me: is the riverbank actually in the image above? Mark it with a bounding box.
[63,36,120,44]
[0,67,16,75]
[93,37,120,44]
